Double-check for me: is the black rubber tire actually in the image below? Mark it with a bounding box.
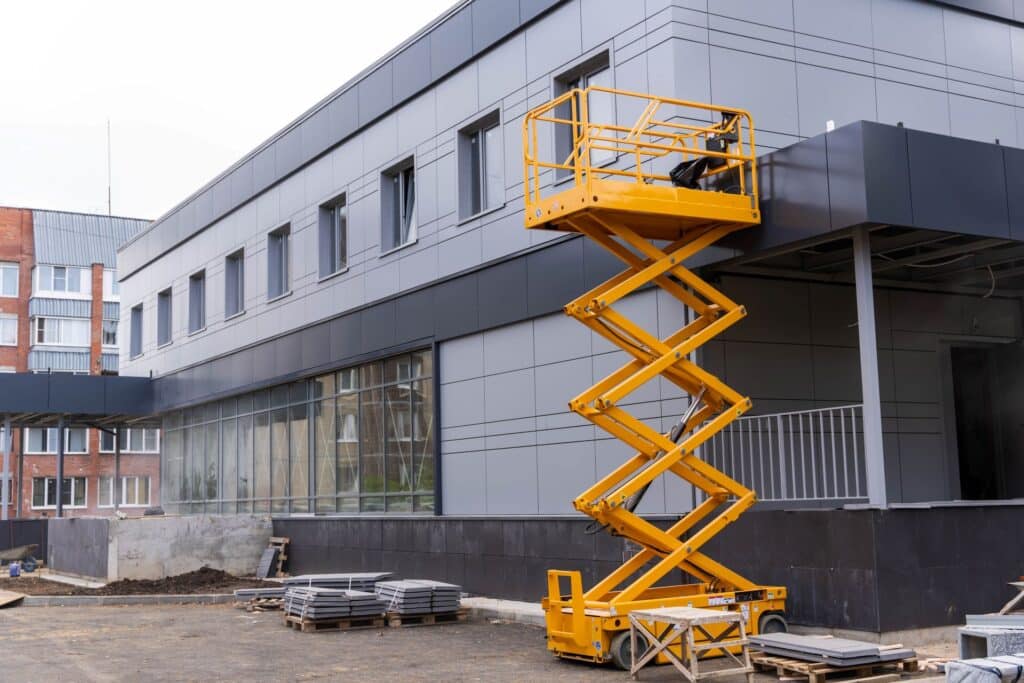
[610,629,648,671]
[758,613,788,634]
[21,556,37,573]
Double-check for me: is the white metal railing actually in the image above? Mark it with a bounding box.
[699,404,867,503]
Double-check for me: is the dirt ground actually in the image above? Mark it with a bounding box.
[0,567,267,596]
[0,604,949,683]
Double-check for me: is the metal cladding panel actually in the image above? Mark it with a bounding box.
[0,374,50,413]
[1004,146,1024,241]
[526,237,584,318]
[906,129,1010,237]
[28,350,90,373]
[32,210,149,268]
[473,0,519,52]
[361,300,397,353]
[358,63,395,126]
[101,353,118,373]
[103,302,120,320]
[433,274,480,341]
[430,5,473,76]
[860,122,914,227]
[300,321,332,371]
[103,376,154,416]
[48,374,105,415]
[395,287,436,344]
[29,298,92,319]
[519,0,561,22]
[330,312,362,361]
[478,257,528,330]
[393,36,433,103]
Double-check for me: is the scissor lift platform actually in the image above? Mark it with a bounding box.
[522,87,787,669]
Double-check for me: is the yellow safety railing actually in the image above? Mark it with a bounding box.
[522,86,759,211]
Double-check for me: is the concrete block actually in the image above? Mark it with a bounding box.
[959,626,1024,659]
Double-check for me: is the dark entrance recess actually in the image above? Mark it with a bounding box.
[951,344,1024,500]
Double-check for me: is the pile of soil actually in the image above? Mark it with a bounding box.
[0,567,269,596]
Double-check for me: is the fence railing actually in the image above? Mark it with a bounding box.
[698,404,867,503]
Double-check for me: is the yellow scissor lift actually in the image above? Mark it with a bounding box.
[522,87,788,669]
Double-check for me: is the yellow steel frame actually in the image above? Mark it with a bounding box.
[523,87,786,665]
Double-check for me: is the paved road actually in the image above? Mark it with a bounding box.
[0,604,736,682]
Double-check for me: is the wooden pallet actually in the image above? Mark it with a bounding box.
[268,536,289,577]
[283,613,386,633]
[751,652,919,683]
[386,609,468,628]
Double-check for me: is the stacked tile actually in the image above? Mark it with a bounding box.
[283,587,387,620]
[376,579,461,615]
[749,634,915,667]
[234,587,287,600]
[282,572,392,592]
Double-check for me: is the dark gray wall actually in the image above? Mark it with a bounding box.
[276,505,1024,632]
[0,520,46,556]
[47,518,109,580]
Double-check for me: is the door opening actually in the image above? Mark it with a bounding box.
[950,346,1002,500]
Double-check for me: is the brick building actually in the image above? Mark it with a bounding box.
[0,207,157,518]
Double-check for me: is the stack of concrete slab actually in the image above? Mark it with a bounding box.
[375,579,461,615]
[234,586,286,600]
[749,633,915,666]
[946,654,1024,683]
[282,572,392,592]
[283,587,387,621]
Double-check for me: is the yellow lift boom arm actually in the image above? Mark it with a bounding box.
[523,86,786,667]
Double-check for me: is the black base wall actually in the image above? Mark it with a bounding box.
[274,506,1024,633]
[0,519,47,557]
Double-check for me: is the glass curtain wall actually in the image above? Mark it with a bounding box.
[161,349,434,514]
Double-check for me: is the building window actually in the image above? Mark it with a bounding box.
[459,113,503,219]
[556,56,614,172]
[225,250,244,318]
[130,304,143,358]
[31,476,86,509]
[102,270,119,300]
[34,317,89,346]
[99,476,151,508]
[0,314,16,346]
[160,349,435,515]
[267,225,290,300]
[100,428,160,454]
[318,196,347,278]
[381,160,416,252]
[102,320,117,347]
[35,265,88,296]
[188,270,206,334]
[24,428,88,454]
[0,262,18,298]
[157,289,172,346]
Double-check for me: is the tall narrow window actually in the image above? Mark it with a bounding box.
[225,250,244,318]
[0,314,16,346]
[0,262,18,297]
[268,225,290,300]
[381,160,416,252]
[102,270,119,300]
[556,56,613,174]
[188,270,206,333]
[318,197,347,278]
[157,289,172,346]
[102,319,117,347]
[459,113,504,219]
[130,304,143,358]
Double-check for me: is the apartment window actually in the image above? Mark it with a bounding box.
[381,160,416,252]
[102,270,119,300]
[0,262,18,297]
[31,476,86,509]
[157,289,172,346]
[130,304,143,358]
[36,265,87,296]
[318,197,348,278]
[102,320,117,347]
[188,270,206,334]
[459,113,504,219]
[267,225,290,300]
[25,428,88,454]
[34,317,89,346]
[225,250,245,318]
[556,56,614,172]
[99,476,152,508]
[100,428,160,453]
[0,314,16,346]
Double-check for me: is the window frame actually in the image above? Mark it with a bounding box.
[554,53,615,179]
[225,249,245,319]
[0,262,18,298]
[267,225,291,301]
[188,270,206,335]
[101,319,118,348]
[31,476,87,509]
[129,303,144,359]
[33,316,90,347]
[0,314,17,346]
[34,264,89,298]
[318,195,348,280]
[458,111,505,222]
[24,428,89,454]
[99,428,161,454]
[157,288,172,347]
[98,475,152,508]
[380,158,417,254]
[102,269,120,301]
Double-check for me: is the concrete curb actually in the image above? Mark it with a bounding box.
[462,597,545,627]
[21,593,236,607]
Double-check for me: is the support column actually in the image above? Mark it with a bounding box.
[852,227,888,507]
[56,417,65,518]
[2,418,10,521]
[16,431,23,519]
[114,426,121,513]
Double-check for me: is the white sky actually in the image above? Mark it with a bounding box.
[0,0,455,220]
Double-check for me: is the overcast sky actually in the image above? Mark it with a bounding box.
[0,0,454,220]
